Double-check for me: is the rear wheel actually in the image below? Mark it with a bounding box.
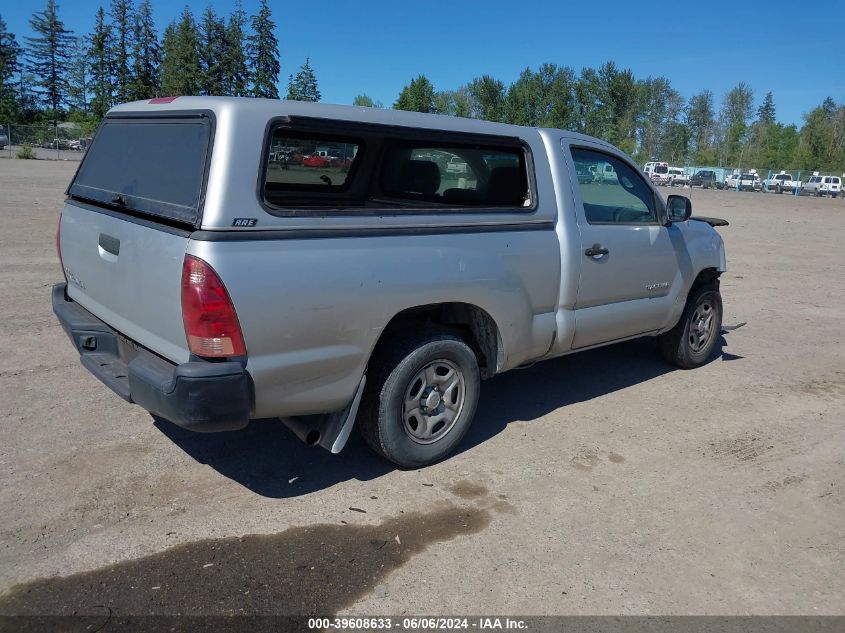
[358,331,480,467]
[658,283,723,369]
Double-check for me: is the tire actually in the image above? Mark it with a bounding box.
[358,330,481,467]
[658,283,723,369]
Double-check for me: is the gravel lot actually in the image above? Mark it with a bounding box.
[0,159,843,617]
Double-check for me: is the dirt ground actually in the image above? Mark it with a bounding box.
[0,159,843,617]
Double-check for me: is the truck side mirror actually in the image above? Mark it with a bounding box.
[666,195,692,223]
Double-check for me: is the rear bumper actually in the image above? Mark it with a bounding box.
[52,283,252,432]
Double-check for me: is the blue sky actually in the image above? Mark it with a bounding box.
[4,0,844,125]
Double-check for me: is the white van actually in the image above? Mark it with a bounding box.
[644,162,669,185]
[802,174,842,197]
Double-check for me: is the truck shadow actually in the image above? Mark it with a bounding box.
[155,333,737,499]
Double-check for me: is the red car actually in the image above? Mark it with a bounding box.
[302,154,331,168]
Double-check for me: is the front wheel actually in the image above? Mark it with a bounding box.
[658,283,723,369]
[358,331,481,467]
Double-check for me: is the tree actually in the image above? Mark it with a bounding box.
[109,0,133,102]
[686,90,716,162]
[128,0,159,100]
[794,99,845,171]
[394,74,435,113]
[66,36,89,112]
[25,0,74,112]
[636,76,683,161]
[718,82,754,165]
[574,67,607,137]
[198,6,225,95]
[0,15,22,119]
[17,69,40,116]
[248,0,279,98]
[466,75,505,122]
[222,2,249,96]
[89,6,114,118]
[599,61,638,151]
[352,94,382,108]
[504,64,576,129]
[756,91,775,124]
[286,57,320,101]
[433,87,471,117]
[160,8,200,96]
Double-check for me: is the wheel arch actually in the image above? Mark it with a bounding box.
[369,302,503,379]
[690,266,721,294]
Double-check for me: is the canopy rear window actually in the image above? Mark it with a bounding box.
[69,115,212,224]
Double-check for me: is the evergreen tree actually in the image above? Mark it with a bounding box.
[394,75,435,113]
[25,0,74,112]
[18,69,40,116]
[89,6,114,118]
[222,2,249,96]
[248,0,279,98]
[198,6,225,95]
[756,91,776,124]
[128,0,159,100]
[109,0,133,102]
[66,36,89,112]
[160,8,200,96]
[286,57,319,101]
[0,15,22,119]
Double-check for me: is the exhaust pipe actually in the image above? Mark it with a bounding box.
[279,417,321,446]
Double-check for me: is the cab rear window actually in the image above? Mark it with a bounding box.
[260,119,533,213]
[69,115,212,225]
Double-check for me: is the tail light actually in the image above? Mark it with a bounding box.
[56,212,66,279]
[181,255,246,357]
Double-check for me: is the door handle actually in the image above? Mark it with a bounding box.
[584,246,609,257]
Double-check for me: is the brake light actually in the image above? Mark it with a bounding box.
[56,212,66,279]
[181,255,246,357]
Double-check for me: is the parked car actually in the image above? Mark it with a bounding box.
[0,126,8,150]
[667,167,690,187]
[644,161,670,185]
[53,97,728,468]
[42,139,70,150]
[763,171,799,193]
[725,172,761,192]
[593,162,618,183]
[739,172,762,191]
[302,154,332,168]
[690,170,717,188]
[802,174,842,197]
[575,163,593,184]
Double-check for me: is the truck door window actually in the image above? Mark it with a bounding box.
[570,148,657,225]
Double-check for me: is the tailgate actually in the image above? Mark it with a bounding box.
[60,202,191,364]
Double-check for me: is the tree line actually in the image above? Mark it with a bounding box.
[380,70,845,173]
[1,3,843,172]
[0,0,318,126]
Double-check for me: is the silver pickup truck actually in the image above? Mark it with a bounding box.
[53,97,727,467]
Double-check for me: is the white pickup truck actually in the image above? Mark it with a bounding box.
[763,171,799,194]
[52,97,729,467]
[668,167,690,187]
